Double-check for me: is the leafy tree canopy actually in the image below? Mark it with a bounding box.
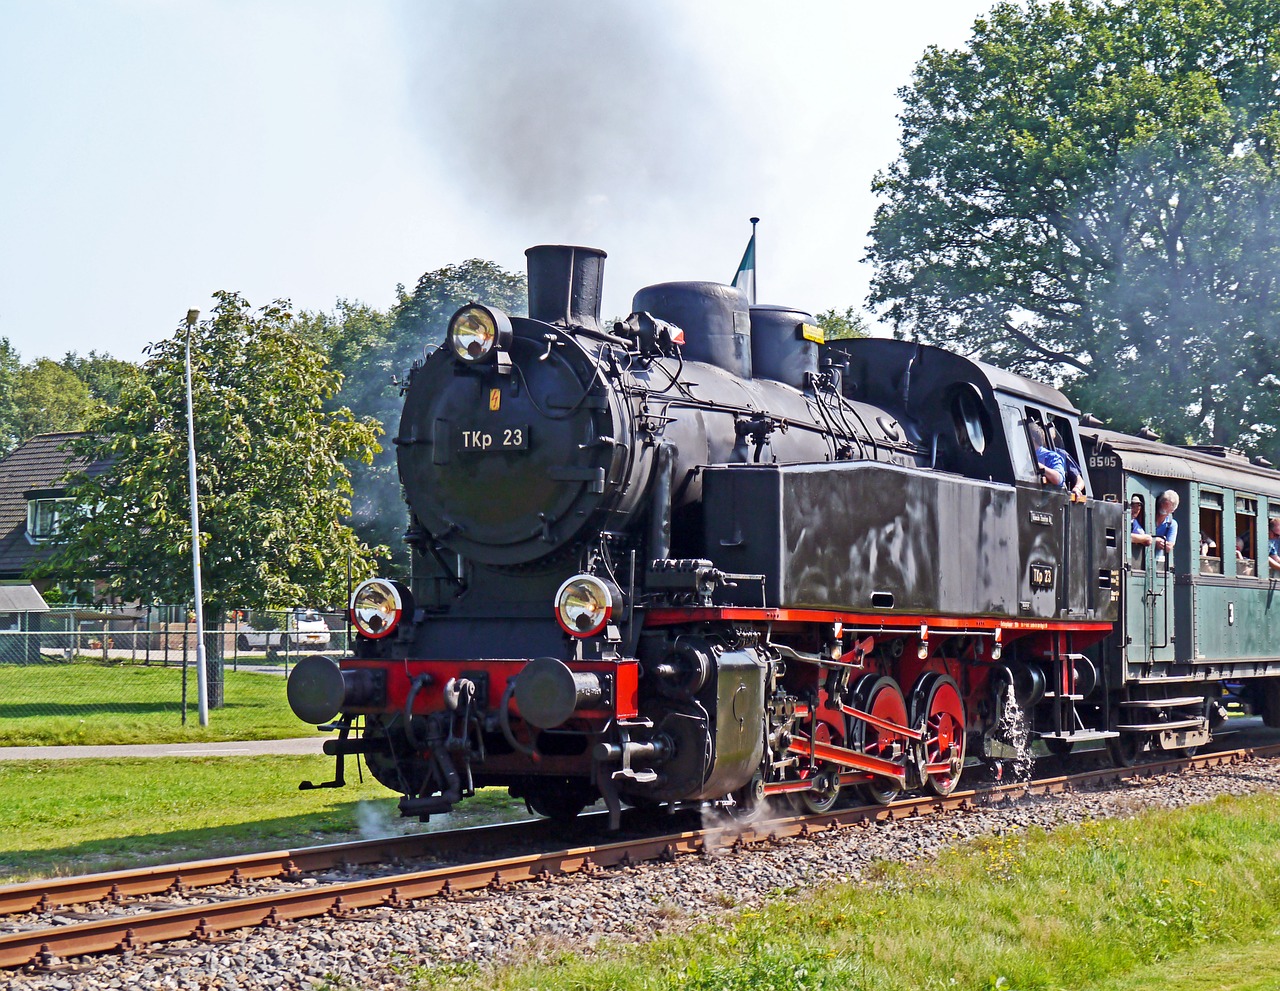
[13,359,97,443]
[817,306,870,341]
[0,344,142,457]
[868,0,1280,454]
[303,259,527,566]
[0,339,20,456]
[60,350,143,408]
[36,292,381,613]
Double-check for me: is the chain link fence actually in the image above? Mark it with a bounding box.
[0,606,350,745]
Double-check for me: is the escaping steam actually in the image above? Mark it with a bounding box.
[995,685,1035,784]
[356,799,395,839]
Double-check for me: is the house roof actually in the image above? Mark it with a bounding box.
[0,433,109,579]
[0,584,49,613]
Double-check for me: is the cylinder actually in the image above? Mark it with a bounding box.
[631,281,752,379]
[1013,665,1047,707]
[750,305,819,389]
[525,245,607,332]
[1071,655,1098,699]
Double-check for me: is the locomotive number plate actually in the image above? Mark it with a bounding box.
[1088,454,1118,469]
[457,424,530,453]
[1030,564,1055,589]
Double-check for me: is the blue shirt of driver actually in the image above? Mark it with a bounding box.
[1036,447,1067,488]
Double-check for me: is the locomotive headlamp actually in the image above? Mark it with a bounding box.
[554,574,620,638]
[350,578,411,639]
[447,303,513,363]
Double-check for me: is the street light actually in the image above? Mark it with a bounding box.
[183,307,209,727]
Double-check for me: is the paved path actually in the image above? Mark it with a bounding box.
[5,721,1270,763]
[0,737,328,761]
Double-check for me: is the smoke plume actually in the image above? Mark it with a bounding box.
[404,2,748,232]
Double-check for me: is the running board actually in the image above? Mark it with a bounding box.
[1116,717,1206,732]
[1118,696,1206,708]
[1037,730,1118,741]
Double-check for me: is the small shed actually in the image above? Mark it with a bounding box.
[0,584,50,663]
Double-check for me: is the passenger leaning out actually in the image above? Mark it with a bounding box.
[1269,517,1280,575]
[1130,495,1153,547]
[1152,489,1179,567]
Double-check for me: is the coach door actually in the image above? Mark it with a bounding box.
[1128,488,1174,666]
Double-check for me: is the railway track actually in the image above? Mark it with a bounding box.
[6,742,1279,971]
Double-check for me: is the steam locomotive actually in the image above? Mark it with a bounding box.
[286,244,1280,826]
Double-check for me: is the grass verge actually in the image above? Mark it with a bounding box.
[0,661,319,745]
[401,790,1280,991]
[0,756,526,881]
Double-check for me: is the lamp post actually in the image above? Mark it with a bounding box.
[183,308,209,726]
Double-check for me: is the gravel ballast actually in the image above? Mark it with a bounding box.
[11,755,1280,990]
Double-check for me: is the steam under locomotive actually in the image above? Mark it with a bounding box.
[287,244,1280,825]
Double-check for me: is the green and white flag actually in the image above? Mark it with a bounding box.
[731,233,756,304]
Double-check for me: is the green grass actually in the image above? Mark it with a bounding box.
[402,792,1280,991]
[1096,938,1280,991]
[0,756,525,881]
[0,660,321,745]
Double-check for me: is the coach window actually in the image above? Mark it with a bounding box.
[1236,496,1258,578]
[1200,491,1224,575]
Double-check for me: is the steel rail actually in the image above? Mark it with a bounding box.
[5,741,1278,971]
[0,813,585,916]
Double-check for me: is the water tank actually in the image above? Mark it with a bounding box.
[750,305,819,389]
[631,282,752,379]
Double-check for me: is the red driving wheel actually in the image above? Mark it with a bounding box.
[911,672,967,796]
[851,674,907,804]
[798,721,841,813]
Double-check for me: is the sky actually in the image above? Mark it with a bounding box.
[0,0,999,364]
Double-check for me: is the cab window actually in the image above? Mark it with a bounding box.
[1000,404,1038,482]
[950,385,989,455]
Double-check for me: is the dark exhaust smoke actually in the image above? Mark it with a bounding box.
[402,2,745,226]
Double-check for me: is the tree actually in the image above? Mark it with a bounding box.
[37,293,382,703]
[867,0,1280,454]
[13,358,98,443]
[310,260,527,566]
[61,351,142,408]
[0,339,20,456]
[817,306,870,341]
[0,345,139,457]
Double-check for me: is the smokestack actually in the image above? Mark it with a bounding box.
[525,245,606,333]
